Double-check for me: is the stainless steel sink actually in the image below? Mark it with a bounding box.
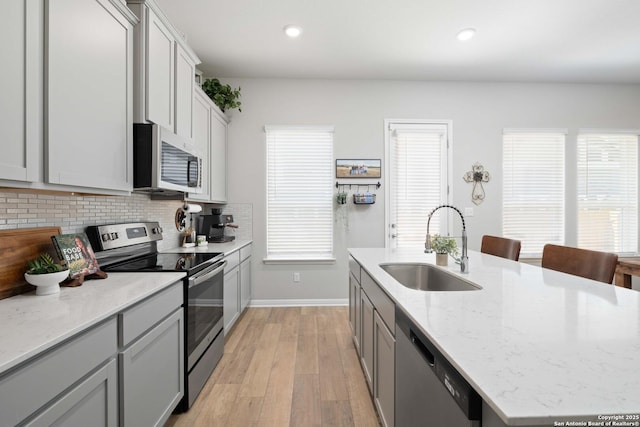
[379,263,481,291]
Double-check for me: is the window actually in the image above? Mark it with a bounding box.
[387,121,449,248]
[577,132,638,254]
[265,126,334,261]
[503,130,566,256]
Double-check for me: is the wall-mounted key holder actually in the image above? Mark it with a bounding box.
[353,193,376,204]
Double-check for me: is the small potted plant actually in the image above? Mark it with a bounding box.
[431,234,459,267]
[201,78,242,113]
[24,252,69,295]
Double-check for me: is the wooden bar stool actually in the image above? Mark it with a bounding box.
[480,235,521,261]
[541,244,618,284]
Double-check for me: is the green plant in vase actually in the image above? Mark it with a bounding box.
[431,234,459,266]
[24,252,69,295]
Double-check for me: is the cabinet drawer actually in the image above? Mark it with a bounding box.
[361,269,395,334]
[239,244,252,262]
[225,250,240,271]
[119,281,183,347]
[349,256,361,283]
[0,318,117,426]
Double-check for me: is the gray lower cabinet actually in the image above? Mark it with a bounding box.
[224,265,240,333]
[119,308,184,427]
[0,318,117,426]
[348,256,362,355]
[348,258,396,427]
[0,281,184,427]
[374,311,395,427]
[24,358,118,427]
[360,289,375,391]
[240,255,251,312]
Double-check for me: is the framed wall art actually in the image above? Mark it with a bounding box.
[336,159,381,178]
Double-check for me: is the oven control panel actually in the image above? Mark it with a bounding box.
[86,222,163,251]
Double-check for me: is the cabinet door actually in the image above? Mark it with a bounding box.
[24,359,118,427]
[360,289,374,393]
[209,110,228,203]
[0,0,40,182]
[120,309,184,427]
[240,257,251,312]
[223,266,240,334]
[349,273,360,351]
[175,43,195,139]
[188,89,211,201]
[146,7,174,130]
[46,0,133,191]
[374,311,395,427]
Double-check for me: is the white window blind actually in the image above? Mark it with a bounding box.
[390,123,448,248]
[503,130,566,256]
[577,132,638,254]
[265,126,334,260]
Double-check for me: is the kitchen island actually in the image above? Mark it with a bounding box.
[349,247,640,426]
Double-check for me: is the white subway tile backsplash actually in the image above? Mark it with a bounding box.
[0,191,187,250]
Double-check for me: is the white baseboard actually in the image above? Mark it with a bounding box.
[248,298,348,307]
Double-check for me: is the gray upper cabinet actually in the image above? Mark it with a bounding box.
[144,6,175,129]
[0,0,41,183]
[188,88,212,201]
[46,0,136,192]
[187,87,229,203]
[128,0,200,139]
[175,43,195,139]
[209,109,228,203]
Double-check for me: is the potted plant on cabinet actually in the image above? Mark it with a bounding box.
[201,78,242,113]
[24,252,69,295]
[431,235,459,267]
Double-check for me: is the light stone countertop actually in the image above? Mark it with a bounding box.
[0,272,185,375]
[164,239,252,256]
[349,247,640,426]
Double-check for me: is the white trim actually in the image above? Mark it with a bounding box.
[262,257,336,265]
[503,128,568,134]
[249,299,348,307]
[263,125,335,132]
[578,128,640,135]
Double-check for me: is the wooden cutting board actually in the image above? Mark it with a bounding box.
[0,227,62,300]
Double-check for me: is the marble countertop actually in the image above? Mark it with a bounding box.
[349,247,640,426]
[164,239,252,256]
[0,272,185,375]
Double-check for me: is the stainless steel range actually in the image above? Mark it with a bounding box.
[86,222,225,412]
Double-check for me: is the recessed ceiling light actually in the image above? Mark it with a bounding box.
[283,25,303,38]
[457,28,476,41]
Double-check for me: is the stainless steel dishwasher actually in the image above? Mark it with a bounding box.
[396,309,482,427]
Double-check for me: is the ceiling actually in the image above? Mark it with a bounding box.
[155,0,640,84]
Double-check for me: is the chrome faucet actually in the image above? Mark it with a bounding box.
[424,204,469,273]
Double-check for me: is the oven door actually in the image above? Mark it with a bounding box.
[186,260,225,371]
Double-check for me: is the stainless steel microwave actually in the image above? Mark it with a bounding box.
[133,123,202,194]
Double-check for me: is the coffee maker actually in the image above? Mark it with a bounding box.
[198,208,237,243]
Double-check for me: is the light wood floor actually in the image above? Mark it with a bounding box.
[166,307,380,427]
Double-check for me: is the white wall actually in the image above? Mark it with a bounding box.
[222,79,640,303]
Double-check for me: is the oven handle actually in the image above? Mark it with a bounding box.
[188,260,226,288]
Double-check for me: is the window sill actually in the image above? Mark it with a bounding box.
[263,256,336,265]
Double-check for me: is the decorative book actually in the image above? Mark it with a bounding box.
[51,233,101,279]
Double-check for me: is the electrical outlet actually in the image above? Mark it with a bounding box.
[293,272,301,283]
[464,207,474,217]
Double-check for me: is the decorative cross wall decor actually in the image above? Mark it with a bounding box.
[463,162,491,205]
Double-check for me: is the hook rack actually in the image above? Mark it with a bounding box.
[335,181,381,192]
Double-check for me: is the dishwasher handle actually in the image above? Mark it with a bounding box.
[410,329,435,368]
